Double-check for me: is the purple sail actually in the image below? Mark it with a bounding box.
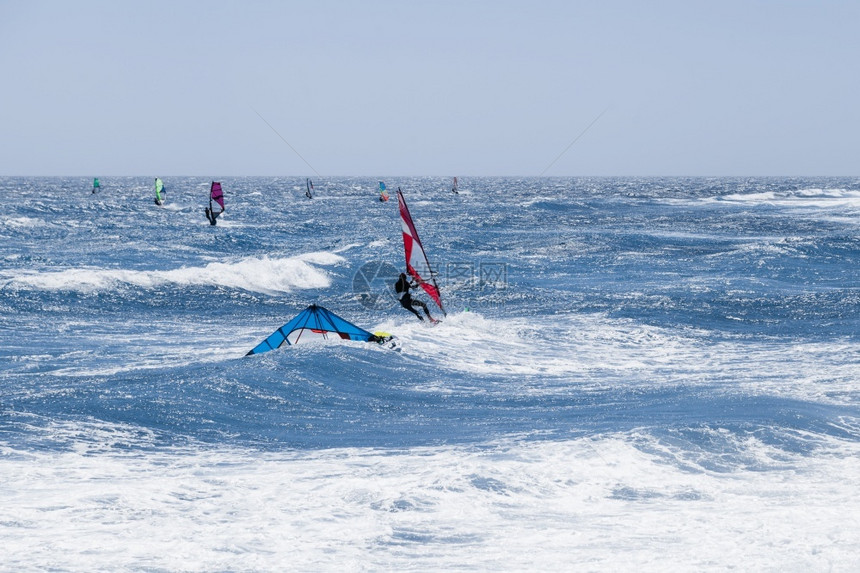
[210,182,225,211]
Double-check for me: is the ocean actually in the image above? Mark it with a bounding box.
[1,176,859,570]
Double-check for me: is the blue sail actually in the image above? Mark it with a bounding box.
[246,305,377,356]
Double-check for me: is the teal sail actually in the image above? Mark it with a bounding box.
[246,304,384,355]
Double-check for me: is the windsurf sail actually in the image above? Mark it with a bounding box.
[154,178,165,204]
[210,181,224,213]
[92,178,100,193]
[246,304,384,355]
[306,178,314,199]
[379,181,389,202]
[396,188,446,315]
[452,177,458,194]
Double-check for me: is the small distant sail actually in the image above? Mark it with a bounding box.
[206,181,224,225]
[306,178,314,199]
[379,181,389,202]
[397,188,445,315]
[246,304,397,355]
[210,181,225,211]
[452,177,458,194]
[154,178,165,205]
[92,178,100,193]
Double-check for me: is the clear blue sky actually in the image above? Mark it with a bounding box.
[2,0,858,176]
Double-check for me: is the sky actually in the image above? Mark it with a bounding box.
[1,0,859,176]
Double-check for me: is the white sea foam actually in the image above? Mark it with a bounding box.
[29,320,260,377]
[2,252,345,295]
[0,216,46,229]
[718,188,860,208]
[720,191,778,202]
[1,435,858,571]
[332,242,363,253]
[375,311,860,404]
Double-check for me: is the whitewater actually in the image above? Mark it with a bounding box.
[1,176,859,571]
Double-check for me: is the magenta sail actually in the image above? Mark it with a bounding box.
[397,189,445,315]
[210,182,225,211]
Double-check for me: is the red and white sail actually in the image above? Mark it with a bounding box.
[397,188,445,315]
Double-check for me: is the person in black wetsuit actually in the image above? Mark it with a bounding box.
[394,272,435,322]
[205,206,222,225]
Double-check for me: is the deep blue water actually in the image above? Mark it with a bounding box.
[3,176,859,448]
[2,177,859,569]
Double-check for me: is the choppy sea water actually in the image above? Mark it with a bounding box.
[1,176,859,570]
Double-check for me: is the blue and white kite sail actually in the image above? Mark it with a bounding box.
[246,304,394,355]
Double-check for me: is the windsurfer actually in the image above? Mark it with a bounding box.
[205,181,225,224]
[394,272,436,322]
[154,178,164,206]
[205,206,223,225]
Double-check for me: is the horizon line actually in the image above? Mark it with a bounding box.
[2,174,859,179]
